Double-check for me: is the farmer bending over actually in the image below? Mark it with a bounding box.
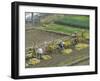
[36,48,44,59]
[71,32,78,45]
[58,40,65,50]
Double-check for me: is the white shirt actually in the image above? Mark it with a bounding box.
[37,48,43,54]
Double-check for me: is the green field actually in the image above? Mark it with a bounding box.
[43,24,88,35]
[54,15,89,29]
[42,15,89,35]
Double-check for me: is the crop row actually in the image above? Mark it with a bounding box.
[54,15,89,29]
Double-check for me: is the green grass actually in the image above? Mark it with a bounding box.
[43,24,88,35]
[54,15,89,29]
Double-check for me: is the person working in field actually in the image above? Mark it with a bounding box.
[36,48,44,59]
[34,45,44,59]
[58,40,65,50]
[71,32,78,45]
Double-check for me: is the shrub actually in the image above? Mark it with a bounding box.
[77,31,89,42]
[46,41,58,52]
[26,53,33,58]
[26,48,36,58]
[64,39,72,48]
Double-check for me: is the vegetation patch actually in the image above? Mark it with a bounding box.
[28,58,40,65]
[75,43,89,51]
[43,24,84,35]
[61,49,72,55]
[41,55,52,60]
[54,15,89,29]
[64,39,72,48]
[26,48,36,58]
[46,41,58,52]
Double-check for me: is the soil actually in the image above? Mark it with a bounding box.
[25,28,89,68]
[25,28,68,48]
[26,48,89,68]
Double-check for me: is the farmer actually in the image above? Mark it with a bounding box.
[58,40,65,50]
[71,32,78,45]
[36,48,44,59]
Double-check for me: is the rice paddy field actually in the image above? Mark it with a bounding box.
[41,15,89,35]
[42,24,89,35]
[54,15,89,29]
[25,14,90,68]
